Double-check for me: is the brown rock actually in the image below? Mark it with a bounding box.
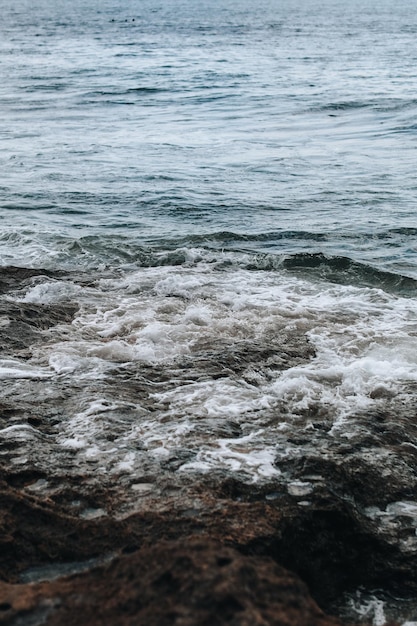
[0,539,347,626]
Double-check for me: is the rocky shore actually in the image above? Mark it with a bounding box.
[0,482,350,626]
[0,467,412,626]
[1,267,417,625]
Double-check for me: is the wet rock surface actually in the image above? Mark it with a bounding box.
[0,470,409,626]
[0,537,346,626]
[0,268,63,296]
[0,479,350,626]
[0,267,79,354]
[0,301,78,353]
[0,267,416,624]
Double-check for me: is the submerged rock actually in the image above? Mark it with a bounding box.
[0,267,62,296]
[0,301,78,352]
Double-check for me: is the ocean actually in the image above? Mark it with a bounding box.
[1,0,417,623]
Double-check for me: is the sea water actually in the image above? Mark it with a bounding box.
[1,0,417,622]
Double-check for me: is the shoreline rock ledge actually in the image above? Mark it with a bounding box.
[0,473,406,626]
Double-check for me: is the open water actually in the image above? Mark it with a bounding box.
[1,0,417,623]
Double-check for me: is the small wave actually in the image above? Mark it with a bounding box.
[1,202,58,211]
[389,227,417,236]
[317,100,374,112]
[248,253,417,296]
[173,231,330,245]
[70,240,417,296]
[390,123,417,135]
[306,99,379,115]
[160,227,417,253]
[309,98,417,115]
[19,83,68,93]
[160,228,417,247]
[126,87,168,94]
[2,228,417,296]
[84,87,169,98]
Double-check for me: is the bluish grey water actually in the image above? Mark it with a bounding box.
[1,0,417,278]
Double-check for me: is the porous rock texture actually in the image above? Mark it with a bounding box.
[0,477,352,626]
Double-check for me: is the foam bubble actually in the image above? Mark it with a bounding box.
[20,281,82,304]
[0,424,41,439]
[179,432,280,480]
[288,481,314,497]
[0,359,52,379]
[365,501,417,521]
[338,588,417,626]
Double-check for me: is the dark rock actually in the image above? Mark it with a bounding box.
[0,537,348,626]
[0,301,78,352]
[0,267,63,296]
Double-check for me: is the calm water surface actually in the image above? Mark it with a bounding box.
[0,0,416,275]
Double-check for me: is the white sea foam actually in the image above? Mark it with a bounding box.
[19,281,83,304]
[0,359,52,379]
[340,588,417,626]
[365,501,417,521]
[178,432,280,480]
[151,379,271,419]
[348,594,387,626]
[10,260,417,480]
[0,424,42,439]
